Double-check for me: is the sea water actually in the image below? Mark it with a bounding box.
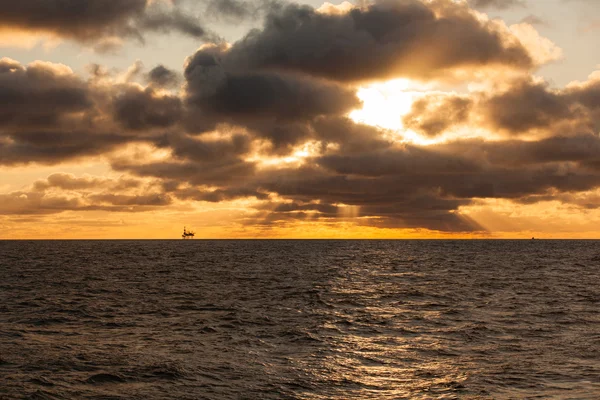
[1,240,599,399]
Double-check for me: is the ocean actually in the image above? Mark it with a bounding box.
[1,240,599,399]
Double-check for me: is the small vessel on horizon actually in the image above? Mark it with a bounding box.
[182,226,195,239]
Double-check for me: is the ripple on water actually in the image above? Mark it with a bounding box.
[1,240,600,399]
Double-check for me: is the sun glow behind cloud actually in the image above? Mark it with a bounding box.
[349,79,445,146]
[246,141,322,169]
[349,78,507,146]
[350,79,416,131]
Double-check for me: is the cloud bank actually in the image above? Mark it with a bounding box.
[3,0,600,236]
[0,0,208,48]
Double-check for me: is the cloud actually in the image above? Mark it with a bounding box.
[184,46,360,123]
[0,58,91,128]
[106,132,600,232]
[185,68,359,123]
[112,86,183,131]
[496,74,600,135]
[182,44,362,151]
[316,1,356,15]
[481,79,572,134]
[0,131,137,166]
[468,0,526,10]
[3,1,600,235]
[0,59,170,166]
[0,173,169,215]
[204,0,281,23]
[520,14,547,26]
[0,0,207,46]
[32,173,141,191]
[509,22,563,65]
[216,0,534,82]
[9,125,600,232]
[403,95,473,136]
[205,0,256,21]
[147,65,181,88]
[137,6,206,38]
[96,4,600,233]
[311,117,392,153]
[0,58,128,165]
[405,74,600,136]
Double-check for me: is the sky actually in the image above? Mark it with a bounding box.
[2,0,600,239]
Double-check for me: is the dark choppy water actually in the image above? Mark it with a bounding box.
[1,240,600,399]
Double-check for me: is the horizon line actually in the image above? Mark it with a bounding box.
[1,238,598,241]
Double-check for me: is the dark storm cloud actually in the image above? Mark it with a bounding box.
[242,120,315,151]
[251,199,479,233]
[403,95,473,136]
[482,77,600,135]
[316,146,481,177]
[174,186,269,202]
[519,190,600,209]
[566,78,600,111]
[2,153,493,232]
[112,86,183,131]
[238,164,485,231]
[244,201,342,227]
[358,199,483,232]
[0,59,169,166]
[188,71,359,120]
[405,77,600,136]
[0,0,206,43]
[179,0,538,156]
[0,130,144,166]
[147,65,181,88]
[473,135,600,167]
[279,136,599,209]
[425,138,600,197]
[121,159,258,187]
[237,116,391,154]
[108,129,600,232]
[215,0,533,82]
[311,140,600,201]
[311,117,393,153]
[128,133,257,189]
[269,202,339,216]
[105,69,600,231]
[184,47,360,123]
[181,44,363,153]
[0,58,91,128]
[165,132,252,163]
[481,80,572,134]
[0,0,146,39]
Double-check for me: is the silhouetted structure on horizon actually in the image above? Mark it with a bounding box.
[182,227,195,239]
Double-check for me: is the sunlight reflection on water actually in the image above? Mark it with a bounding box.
[1,240,599,399]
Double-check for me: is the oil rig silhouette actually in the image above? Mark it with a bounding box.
[182,226,195,239]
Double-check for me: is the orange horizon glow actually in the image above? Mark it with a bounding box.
[3,208,600,240]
